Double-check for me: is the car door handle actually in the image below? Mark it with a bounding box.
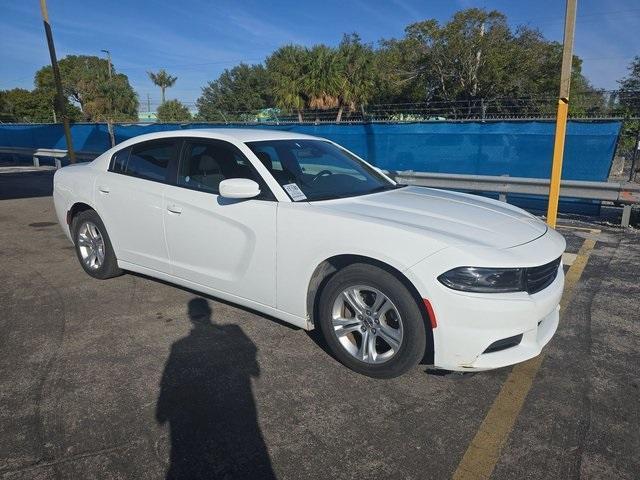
[167,204,183,214]
[98,186,110,194]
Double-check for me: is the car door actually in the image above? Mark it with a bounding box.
[94,139,177,274]
[163,138,277,307]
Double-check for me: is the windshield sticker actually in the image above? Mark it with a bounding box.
[283,183,307,201]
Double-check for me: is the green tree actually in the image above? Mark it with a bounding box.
[192,7,607,121]
[376,8,602,117]
[618,56,640,117]
[148,69,177,104]
[615,57,640,163]
[196,64,271,121]
[303,45,341,116]
[35,55,138,121]
[266,45,308,121]
[157,99,191,122]
[387,10,518,115]
[0,87,81,123]
[334,34,376,121]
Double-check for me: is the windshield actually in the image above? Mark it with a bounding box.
[245,139,398,201]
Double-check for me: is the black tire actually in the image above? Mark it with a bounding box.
[317,263,427,378]
[72,210,122,279]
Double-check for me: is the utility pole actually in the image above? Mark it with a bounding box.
[546,0,577,228]
[147,93,151,113]
[39,0,76,163]
[101,49,112,79]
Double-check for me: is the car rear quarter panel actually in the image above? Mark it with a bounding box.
[53,163,100,241]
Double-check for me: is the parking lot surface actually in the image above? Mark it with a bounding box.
[1,171,639,479]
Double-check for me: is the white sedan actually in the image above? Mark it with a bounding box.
[53,129,565,378]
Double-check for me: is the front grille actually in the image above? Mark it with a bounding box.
[525,257,561,294]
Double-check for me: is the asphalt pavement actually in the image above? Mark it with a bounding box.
[1,171,638,479]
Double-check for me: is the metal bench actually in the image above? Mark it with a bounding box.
[32,148,68,169]
[0,147,101,168]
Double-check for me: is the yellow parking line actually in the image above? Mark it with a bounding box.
[451,237,597,480]
[562,252,577,266]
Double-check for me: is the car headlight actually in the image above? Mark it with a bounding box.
[437,267,525,293]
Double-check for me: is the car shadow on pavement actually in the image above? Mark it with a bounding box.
[156,297,277,480]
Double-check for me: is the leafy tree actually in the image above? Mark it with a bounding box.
[334,34,376,121]
[186,7,608,121]
[266,45,308,121]
[375,8,602,117]
[196,64,272,121]
[0,87,81,123]
[267,41,376,122]
[157,99,191,122]
[371,38,423,104]
[148,69,177,104]
[35,55,138,121]
[303,45,341,115]
[0,88,53,122]
[614,57,640,163]
[381,10,520,115]
[618,56,640,117]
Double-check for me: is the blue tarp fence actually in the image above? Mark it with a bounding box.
[0,120,622,213]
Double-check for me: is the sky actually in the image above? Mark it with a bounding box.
[1,0,638,111]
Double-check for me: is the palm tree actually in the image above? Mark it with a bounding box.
[303,45,341,121]
[147,69,177,104]
[266,45,307,122]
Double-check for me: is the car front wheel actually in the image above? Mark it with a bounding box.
[318,263,427,378]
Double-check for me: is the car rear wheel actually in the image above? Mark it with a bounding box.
[318,263,427,378]
[72,210,122,279]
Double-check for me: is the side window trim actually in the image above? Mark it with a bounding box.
[176,137,276,201]
[166,139,183,187]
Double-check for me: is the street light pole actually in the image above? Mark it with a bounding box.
[39,0,76,163]
[546,0,578,228]
[101,49,112,80]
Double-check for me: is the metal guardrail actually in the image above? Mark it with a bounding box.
[1,145,637,226]
[392,171,640,227]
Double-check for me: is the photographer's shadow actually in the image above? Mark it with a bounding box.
[156,297,276,480]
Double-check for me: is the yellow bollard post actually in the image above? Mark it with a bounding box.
[546,0,577,228]
[546,98,569,228]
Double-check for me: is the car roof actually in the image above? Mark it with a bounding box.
[115,128,321,147]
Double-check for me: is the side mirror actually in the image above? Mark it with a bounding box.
[218,178,261,199]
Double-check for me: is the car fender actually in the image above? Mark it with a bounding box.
[276,201,448,321]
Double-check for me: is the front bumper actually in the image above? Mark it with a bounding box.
[463,296,559,370]
[406,229,565,371]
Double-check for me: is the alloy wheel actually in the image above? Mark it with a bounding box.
[77,221,105,270]
[331,285,404,364]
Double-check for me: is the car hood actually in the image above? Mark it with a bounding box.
[313,186,548,249]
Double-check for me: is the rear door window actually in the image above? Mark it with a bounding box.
[109,147,130,173]
[121,140,177,182]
